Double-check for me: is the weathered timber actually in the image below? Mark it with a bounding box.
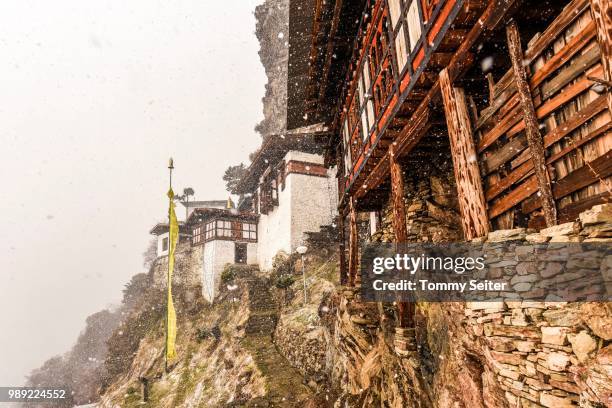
[348,198,358,287]
[440,68,489,240]
[546,121,612,164]
[530,20,597,88]
[507,21,557,226]
[355,104,430,200]
[338,214,347,285]
[506,65,604,137]
[553,150,612,198]
[390,146,408,243]
[544,89,608,148]
[390,145,414,328]
[541,44,600,99]
[351,0,516,199]
[498,96,608,181]
[478,12,597,132]
[480,65,603,151]
[489,176,538,219]
[487,120,611,201]
[529,191,611,228]
[478,102,522,152]
[590,0,612,112]
[477,83,518,130]
[523,0,591,63]
[486,161,532,201]
[522,150,612,214]
[482,133,528,175]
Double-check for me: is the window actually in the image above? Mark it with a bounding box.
[406,0,422,51]
[342,120,352,178]
[242,222,257,241]
[162,237,169,251]
[389,0,402,28]
[395,25,408,68]
[389,0,423,72]
[217,220,232,237]
[192,225,203,245]
[205,221,215,240]
[235,243,247,264]
[259,167,279,214]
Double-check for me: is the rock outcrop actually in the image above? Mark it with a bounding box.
[254,0,289,137]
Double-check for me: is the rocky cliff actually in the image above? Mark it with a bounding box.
[30,204,611,407]
[254,0,289,137]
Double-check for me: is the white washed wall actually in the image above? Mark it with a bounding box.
[256,150,338,270]
[247,242,258,264]
[201,240,235,302]
[156,232,169,257]
[290,165,337,251]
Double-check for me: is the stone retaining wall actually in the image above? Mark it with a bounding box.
[463,204,612,407]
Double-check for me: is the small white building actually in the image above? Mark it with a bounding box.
[186,207,259,302]
[151,132,339,302]
[236,132,338,270]
[149,222,190,257]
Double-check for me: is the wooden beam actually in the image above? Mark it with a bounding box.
[317,0,343,104]
[440,68,489,240]
[529,192,611,228]
[390,145,413,327]
[481,133,528,175]
[348,198,358,287]
[522,150,612,213]
[489,176,538,219]
[390,146,408,243]
[506,21,557,227]
[338,213,347,285]
[590,0,612,112]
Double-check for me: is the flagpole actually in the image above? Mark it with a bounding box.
[165,157,174,373]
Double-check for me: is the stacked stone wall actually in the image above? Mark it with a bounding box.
[461,204,612,407]
[326,192,611,407]
[371,160,463,244]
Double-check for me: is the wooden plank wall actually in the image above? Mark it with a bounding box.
[474,0,611,229]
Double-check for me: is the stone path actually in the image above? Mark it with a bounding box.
[241,275,314,407]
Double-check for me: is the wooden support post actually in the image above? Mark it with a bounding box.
[390,146,408,243]
[590,0,612,112]
[506,21,558,227]
[339,211,347,285]
[347,198,358,287]
[390,146,414,328]
[440,68,490,240]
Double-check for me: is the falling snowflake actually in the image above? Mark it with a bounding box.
[480,56,494,73]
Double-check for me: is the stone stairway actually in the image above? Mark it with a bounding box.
[244,276,278,335]
[240,275,313,407]
[303,218,339,249]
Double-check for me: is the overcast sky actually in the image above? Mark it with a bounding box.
[0,0,265,386]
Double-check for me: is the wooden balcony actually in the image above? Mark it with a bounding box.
[337,0,486,204]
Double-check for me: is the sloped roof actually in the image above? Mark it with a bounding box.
[287,0,365,129]
[149,221,187,235]
[185,208,259,225]
[235,132,330,194]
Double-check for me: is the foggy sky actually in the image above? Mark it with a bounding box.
[0,0,265,386]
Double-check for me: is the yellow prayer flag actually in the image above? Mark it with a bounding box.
[166,188,179,361]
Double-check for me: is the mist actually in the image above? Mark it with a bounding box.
[0,0,265,386]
